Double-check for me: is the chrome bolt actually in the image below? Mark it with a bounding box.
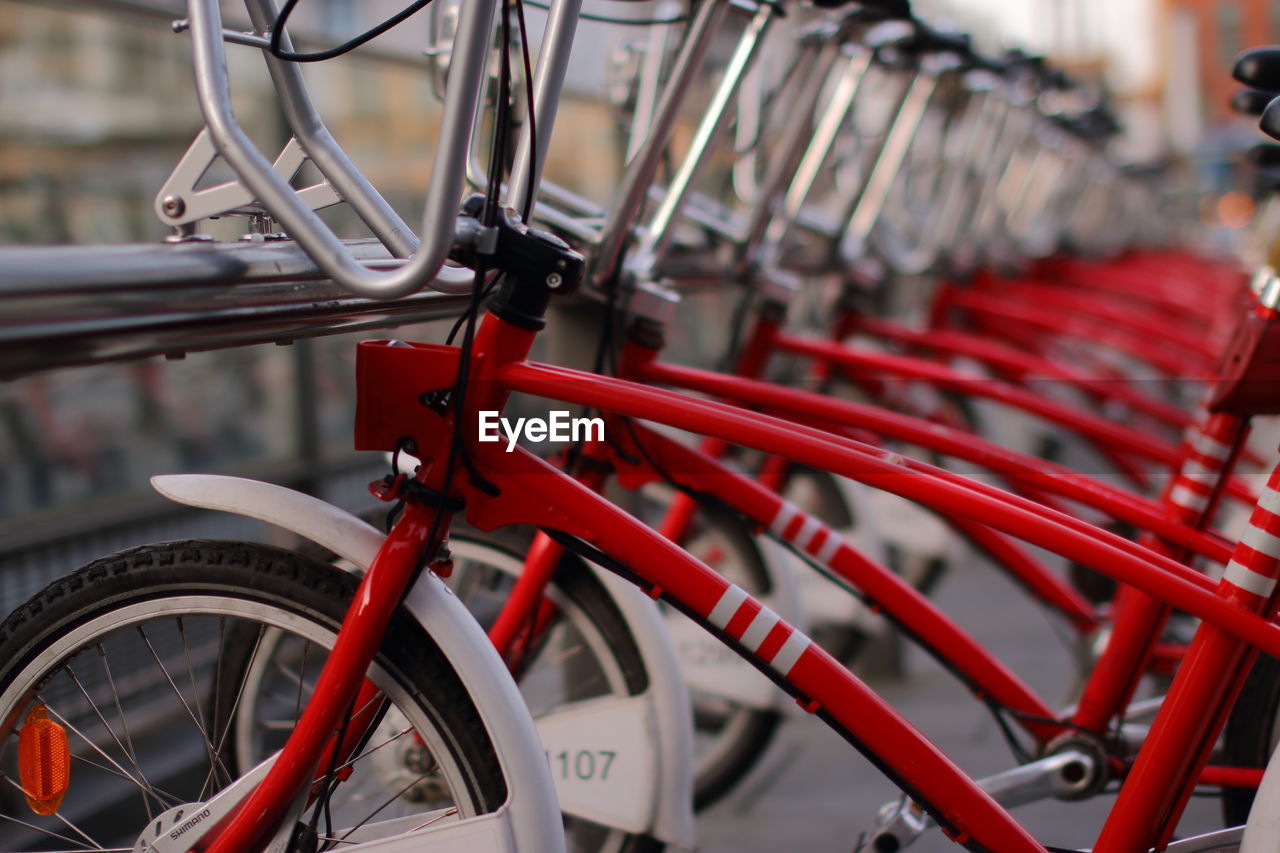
[162,196,185,218]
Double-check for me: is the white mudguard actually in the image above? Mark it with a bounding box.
[1243,737,1280,852]
[151,475,563,852]
[151,474,697,850]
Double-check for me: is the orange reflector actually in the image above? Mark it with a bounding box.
[18,704,70,815]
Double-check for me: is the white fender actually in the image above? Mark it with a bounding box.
[151,475,563,853]
[589,570,698,847]
[1243,737,1280,852]
[151,473,696,849]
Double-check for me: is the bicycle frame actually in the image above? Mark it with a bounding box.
[348,306,1280,850]
[475,291,1253,799]
[153,1,1257,849]
[620,325,1256,767]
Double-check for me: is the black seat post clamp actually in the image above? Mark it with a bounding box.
[450,194,587,330]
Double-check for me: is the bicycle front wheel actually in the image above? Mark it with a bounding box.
[0,540,511,852]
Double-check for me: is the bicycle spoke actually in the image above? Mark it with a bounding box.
[294,639,311,726]
[66,752,183,807]
[336,761,441,844]
[332,725,414,776]
[61,664,159,821]
[176,617,212,746]
[40,704,158,808]
[0,810,106,851]
[94,644,149,812]
[0,774,101,850]
[136,625,222,774]
[201,622,267,799]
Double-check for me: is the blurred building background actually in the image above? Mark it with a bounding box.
[0,0,1274,593]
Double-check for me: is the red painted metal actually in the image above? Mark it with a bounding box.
[773,333,1185,469]
[606,422,1067,743]
[1071,413,1248,734]
[631,356,1234,566]
[845,314,1194,431]
[770,332,1256,506]
[448,428,1049,852]
[941,287,1214,378]
[974,281,1218,362]
[487,531,567,658]
[1097,464,1280,851]
[200,501,446,853]
[497,358,1280,658]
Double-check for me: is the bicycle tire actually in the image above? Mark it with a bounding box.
[0,540,509,852]
[1222,653,1280,826]
[295,514,665,853]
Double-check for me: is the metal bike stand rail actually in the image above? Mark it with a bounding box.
[0,238,474,380]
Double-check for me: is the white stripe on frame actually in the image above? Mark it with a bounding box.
[1259,486,1280,516]
[1241,524,1280,561]
[708,584,748,630]
[1189,430,1230,461]
[1180,460,1217,486]
[741,606,781,652]
[814,531,843,564]
[1224,561,1279,598]
[1169,483,1209,513]
[769,501,799,537]
[769,631,811,676]
[794,516,821,548]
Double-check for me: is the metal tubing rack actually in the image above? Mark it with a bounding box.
[0,239,471,380]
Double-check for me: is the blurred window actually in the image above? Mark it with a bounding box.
[1219,3,1243,67]
[320,0,356,40]
[44,18,76,86]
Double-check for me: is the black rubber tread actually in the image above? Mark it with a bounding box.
[0,539,508,817]
[1223,653,1280,826]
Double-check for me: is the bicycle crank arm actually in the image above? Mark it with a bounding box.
[868,748,1096,850]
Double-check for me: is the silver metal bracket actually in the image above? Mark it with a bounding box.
[868,748,1098,850]
[1251,265,1280,310]
[154,129,343,227]
[625,277,681,326]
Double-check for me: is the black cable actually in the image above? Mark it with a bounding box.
[269,0,437,63]
[716,285,756,372]
[597,272,693,494]
[988,702,1034,764]
[1001,706,1115,741]
[522,0,783,25]
[440,0,515,499]
[513,0,538,222]
[296,697,355,853]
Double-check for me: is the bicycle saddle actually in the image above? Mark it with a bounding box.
[964,48,1012,77]
[1234,47,1280,91]
[900,18,970,56]
[1260,97,1280,141]
[1246,144,1280,192]
[811,0,911,18]
[1233,88,1274,117]
[1248,143,1280,169]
